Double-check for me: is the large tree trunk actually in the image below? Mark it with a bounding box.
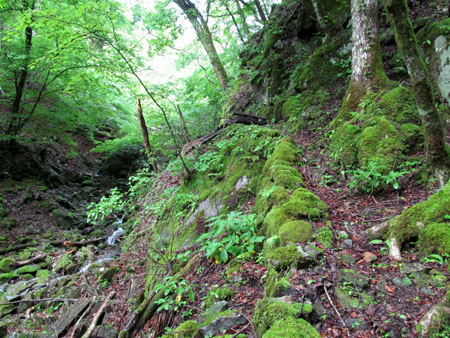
[173,0,229,91]
[384,0,450,183]
[341,0,388,113]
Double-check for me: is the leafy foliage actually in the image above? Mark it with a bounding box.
[197,211,265,263]
[154,276,195,312]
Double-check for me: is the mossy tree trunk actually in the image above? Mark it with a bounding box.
[173,0,230,91]
[383,0,450,182]
[341,0,389,113]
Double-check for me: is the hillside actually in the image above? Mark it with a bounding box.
[0,0,449,337]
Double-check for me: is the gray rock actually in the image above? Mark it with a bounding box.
[346,318,369,330]
[420,287,434,296]
[200,311,246,337]
[203,301,228,320]
[392,276,413,287]
[343,239,353,248]
[418,304,450,338]
[401,262,426,274]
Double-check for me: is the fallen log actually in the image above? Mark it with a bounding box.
[81,292,115,338]
[10,253,47,269]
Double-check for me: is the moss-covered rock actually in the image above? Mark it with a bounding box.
[330,121,362,167]
[205,286,234,307]
[161,320,200,338]
[278,221,313,245]
[387,181,450,254]
[281,188,328,220]
[0,258,14,273]
[264,207,291,236]
[356,116,405,171]
[264,138,299,173]
[54,253,75,274]
[262,317,321,338]
[14,264,40,275]
[266,245,315,271]
[335,285,374,310]
[270,165,304,189]
[254,298,314,337]
[0,273,19,283]
[401,123,424,153]
[52,209,75,229]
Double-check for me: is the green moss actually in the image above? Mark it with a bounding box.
[356,116,405,171]
[161,320,200,338]
[0,197,6,219]
[281,188,328,220]
[416,18,450,43]
[0,258,14,273]
[0,272,19,283]
[379,86,420,124]
[264,207,291,237]
[262,317,321,338]
[420,223,450,255]
[54,253,75,273]
[388,181,450,251]
[278,221,313,245]
[315,226,334,249]
[264,138,299,174]
[265,245,315,271]
[270,165,305,189]
[335,286,374,310]
[330,121,362,167]
[401,123,424,153]
[254,298,315,337]
[205,286,234,307]
[14,264,40,275]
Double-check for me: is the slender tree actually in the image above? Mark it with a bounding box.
[383,0,450,182]
[172,0,230,91]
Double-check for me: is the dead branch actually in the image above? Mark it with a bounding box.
[0,298,77,305]
[323,284,346,327]
[70,296,97,338]
[81,291,115,338]
[10,253,47,269]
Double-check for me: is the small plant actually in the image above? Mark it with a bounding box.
[154,276,194,312]
[347,162,407,194]
[196,211,265,264]
[87,187,126,224]
[422,254,447,264]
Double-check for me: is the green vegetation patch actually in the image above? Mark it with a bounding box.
[379,86,420,124]
[161,320,200,338]
[262,317,321,338]
[254,298,314,337]
[270,165,305,189]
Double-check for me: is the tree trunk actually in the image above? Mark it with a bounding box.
[254,0,267,22]
[173,0,229,91]
[176,104,191,143]
[7,0,35,138]
[341,0,388,113]
[384,0,450,182]
[221,0,245,43]
[137,98,150,150]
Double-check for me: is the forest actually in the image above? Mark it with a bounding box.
[0,0,449,337]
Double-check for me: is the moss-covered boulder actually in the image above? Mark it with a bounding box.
[278,221,313,245]
[379,86,420,124]
[52,208,75,229]
[161,320,200,338]
[270,165,304,189]
[281,188,328,220]
[254,298,314,336]
[387,181,450,255]
[54,253,76,274]
[262,317,321,338]
[0,273,19,283]
[205,286,234,307]
[14,264,40,275]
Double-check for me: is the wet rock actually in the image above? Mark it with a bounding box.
[200,311,246,337]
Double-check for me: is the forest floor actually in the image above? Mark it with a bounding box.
[99,125,448,338]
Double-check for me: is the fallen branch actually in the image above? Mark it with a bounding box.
[81,292,115,338]
[71,296,97,338]
[10,253,47,269]
[231,323,250,338]
[323,284,346,328]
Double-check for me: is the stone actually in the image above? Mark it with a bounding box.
[401,262,426,274]
[203,301,228,321]
[99,266,120,283]
[54,253,75,274]
[346,318,370,330]
[0,273,18,283]
[337,269,370,288]
[417,304,450,338]
[52,209,75,229]
[392,277,413,288]
[343,239,353,248]
[200,311,246,337]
